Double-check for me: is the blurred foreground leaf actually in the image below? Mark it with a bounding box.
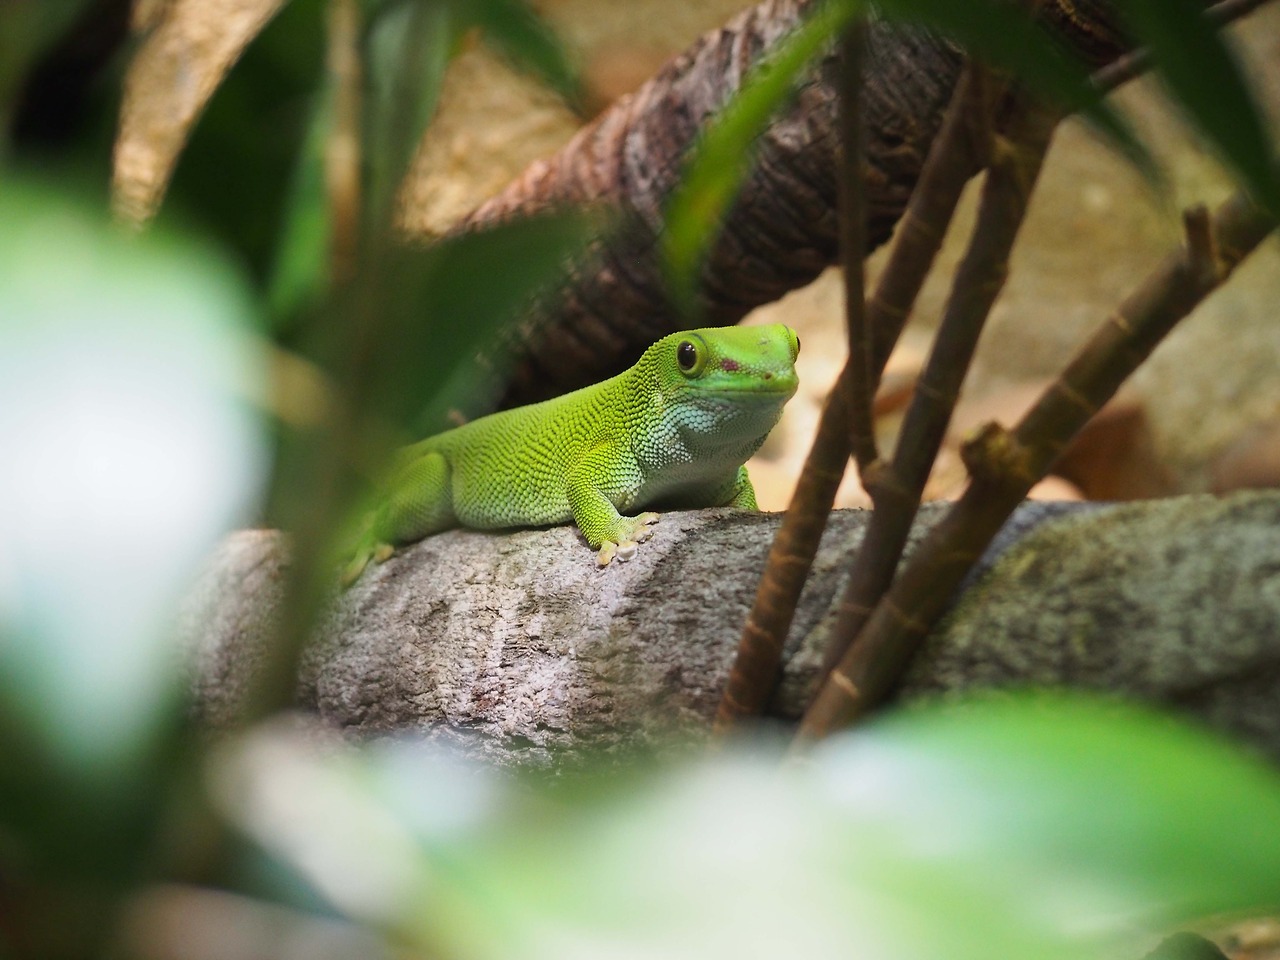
[0,183,267,784]
[267,82,336,329]
[662,0,859,316]
[215,694,1280,960]
[0,185,266,945]
[0,0,95,139]
[1114,0,1280,215]
[461,0,583,110]
[270,0,577,330]
[364,0,455,229]
[164,0,324,285]
[362,210,599,433]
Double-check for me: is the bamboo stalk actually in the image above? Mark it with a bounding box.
[817,92,1058,678]
[838,20,876,474]
[325,0,362,288]
[1092,0,1277,93]
[714,65,992,730]
[797,191,1276,741]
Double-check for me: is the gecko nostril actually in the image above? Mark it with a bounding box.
[763,372,772,379]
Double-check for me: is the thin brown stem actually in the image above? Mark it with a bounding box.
[326,0,361,288]
[816,91,1059,680]
[783,0,1269,739]
[866,66,995,376]
[838,19,876,473]
[713,64,992,732]
[241,0,375,727]
[798,190,1276,742]
[1092,0,1277,93]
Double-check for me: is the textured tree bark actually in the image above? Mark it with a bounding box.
[468,0,1137,411]
[183,491,1280,767]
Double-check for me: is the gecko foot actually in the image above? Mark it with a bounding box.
[633,512,660,537]
[340,541,396,588]
[596,513,660,566]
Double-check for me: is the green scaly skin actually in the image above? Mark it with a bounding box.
[342,324,800,584]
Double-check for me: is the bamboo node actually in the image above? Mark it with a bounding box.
[862,459,910,503]
[830,670,861,700]
[1182,205,1218,283]
[989,132,1019,170]
[1049,379,1098,417]
[960,420,1035,484]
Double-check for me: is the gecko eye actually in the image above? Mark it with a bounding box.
[676,340,698,372]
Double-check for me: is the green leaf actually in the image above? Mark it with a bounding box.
[460,0,583,111]
[874,0,1161,191]
[164,0,326,287]
[662,0,862,317]
[836,694,1280,926]
[267,85,335,330]
[0,181,266,815]
[367,210,598,432]
[220,693,1280,960]
[364,0,455,230]
[1114,0,1280,216]
[0,0,95,139]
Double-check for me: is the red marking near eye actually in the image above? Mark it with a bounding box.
[721,358,740,371]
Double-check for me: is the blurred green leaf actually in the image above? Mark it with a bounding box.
[662,0,861,317]
[0,182,267,780]
[364,0,455,230]
[164,0,325,288]
[270,0,577,330]
[1114,0,1280,215]
[368,209,599,432]
[267,84,335,330]
[459,0,583,111]
[836,694,1280,924]
[217,693,1280,960]
[0,185,266,938]
[0,0,95,139]
[874,0,1160,190]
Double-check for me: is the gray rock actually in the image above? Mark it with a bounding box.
[182,492,1280,766]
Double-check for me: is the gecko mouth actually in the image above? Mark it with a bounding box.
[697,380,798,398]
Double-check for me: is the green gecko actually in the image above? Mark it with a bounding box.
[342,323,800,584]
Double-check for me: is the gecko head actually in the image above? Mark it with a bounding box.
[643,324,800,445]
[655,324,800,403]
